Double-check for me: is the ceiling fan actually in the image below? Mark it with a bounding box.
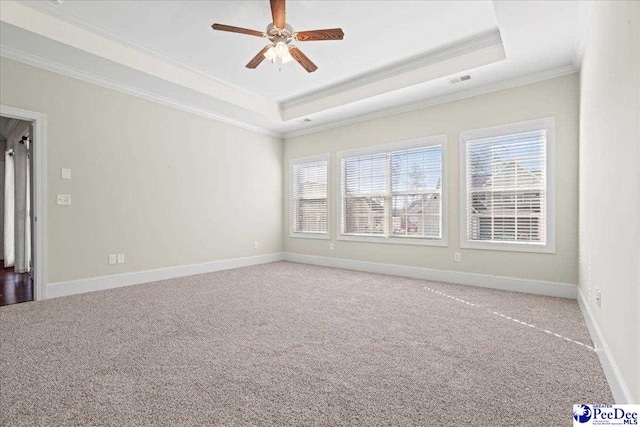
[211,0,344,73]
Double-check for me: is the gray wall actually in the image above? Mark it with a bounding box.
[284,74,580,284]
[578,0,640,402]
[0,59,284,283]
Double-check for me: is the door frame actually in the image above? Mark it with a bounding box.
[0,105,47,301]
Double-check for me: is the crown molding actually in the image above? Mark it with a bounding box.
[17,0,280,107]
[283,64,579,139]
[281,28,503,110]
[0,45,283,138]
[0,1,280,120]
[2,43,578,142]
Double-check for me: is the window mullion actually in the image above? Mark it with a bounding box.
[384,153,391,238]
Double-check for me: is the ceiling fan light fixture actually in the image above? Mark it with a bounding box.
[275,41,289,58]
[281,49,294,64]
[263,46,277,62]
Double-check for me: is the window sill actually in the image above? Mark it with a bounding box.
[460,240,556,254]
[289,232,330,240]
[337,234,448,247]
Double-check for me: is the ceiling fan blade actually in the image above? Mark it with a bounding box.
[212,23,264,38]
[295,28,344,41]
[246,46,271,69]
[270,0,286,29]
[289,46,318,73]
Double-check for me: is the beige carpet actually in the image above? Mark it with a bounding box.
[0,261,611,426]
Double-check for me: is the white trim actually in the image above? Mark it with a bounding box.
[459,117,556,254]
[577,290,635,403]
[289,153,331,240]
[336,235,448,247]
[46,252,285,299]
[282,29,503,109]
[289,233,330,241]
[0,105,47,301]
[283,65,578,139]
[0,46,282,138]
[2,39,577,141]
[0,1,279,119]
[336,136,446,159]
[336,135,448,247]
[283,253,577,299]
[17,0,279,106]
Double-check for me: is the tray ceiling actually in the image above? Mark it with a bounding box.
[0,1,593,137]
[18,0,499,102]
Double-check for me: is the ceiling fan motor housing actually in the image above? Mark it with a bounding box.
[266,23,295,45]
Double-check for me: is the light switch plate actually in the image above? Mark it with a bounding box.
[56,194,71,205]
[108,254,117,265]
[117,254,125,264]
[61,168,71,180]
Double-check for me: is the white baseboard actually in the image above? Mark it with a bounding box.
[46,251,631,402]
[577,290,635,404]
[283,252,577,299]
[46,252,285,299]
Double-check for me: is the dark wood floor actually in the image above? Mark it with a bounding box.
[0,265,33,306]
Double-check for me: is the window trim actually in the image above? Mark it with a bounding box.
[459,117,556,254]
[336,136,448,247]
[289,153,330,240]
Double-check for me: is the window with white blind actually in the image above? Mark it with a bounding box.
[290,154,329,239]
[338,136,447,246]
[460,117,555,253]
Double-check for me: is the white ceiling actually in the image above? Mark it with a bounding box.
[0,1,593,137]
[19,0,499,102]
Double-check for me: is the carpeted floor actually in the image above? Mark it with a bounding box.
[0,261,612,426]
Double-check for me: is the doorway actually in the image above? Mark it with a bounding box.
[0,105,46,305]
[0,116,33,305]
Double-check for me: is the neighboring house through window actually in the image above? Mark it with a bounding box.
[290,154,329,239]
[460,117,555,253]
[338,136,447,246]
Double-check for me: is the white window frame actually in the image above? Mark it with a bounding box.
[289,153,330,240]
[459,117,556,253]
[337,136,448,247]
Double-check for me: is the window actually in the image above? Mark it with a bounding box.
[290,154,329,239]
[338,136,447,246]
[460,117,555,253]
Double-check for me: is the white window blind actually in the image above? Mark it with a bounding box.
[340,142,443,241]
[291,157,328,235]
[465,129,547,245]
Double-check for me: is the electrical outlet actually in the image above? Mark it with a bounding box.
[108,254,117,265]
[595,288,602,308]
[56,194,71,205]
[253,241,259,249]
[61,168,72,180]
[329,242,335,250]
[454,252,461,262]
[117,254,125,264]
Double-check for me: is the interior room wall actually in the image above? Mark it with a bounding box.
[0,58,284,283]
[578,0,640,403]
[284,74,579,285]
